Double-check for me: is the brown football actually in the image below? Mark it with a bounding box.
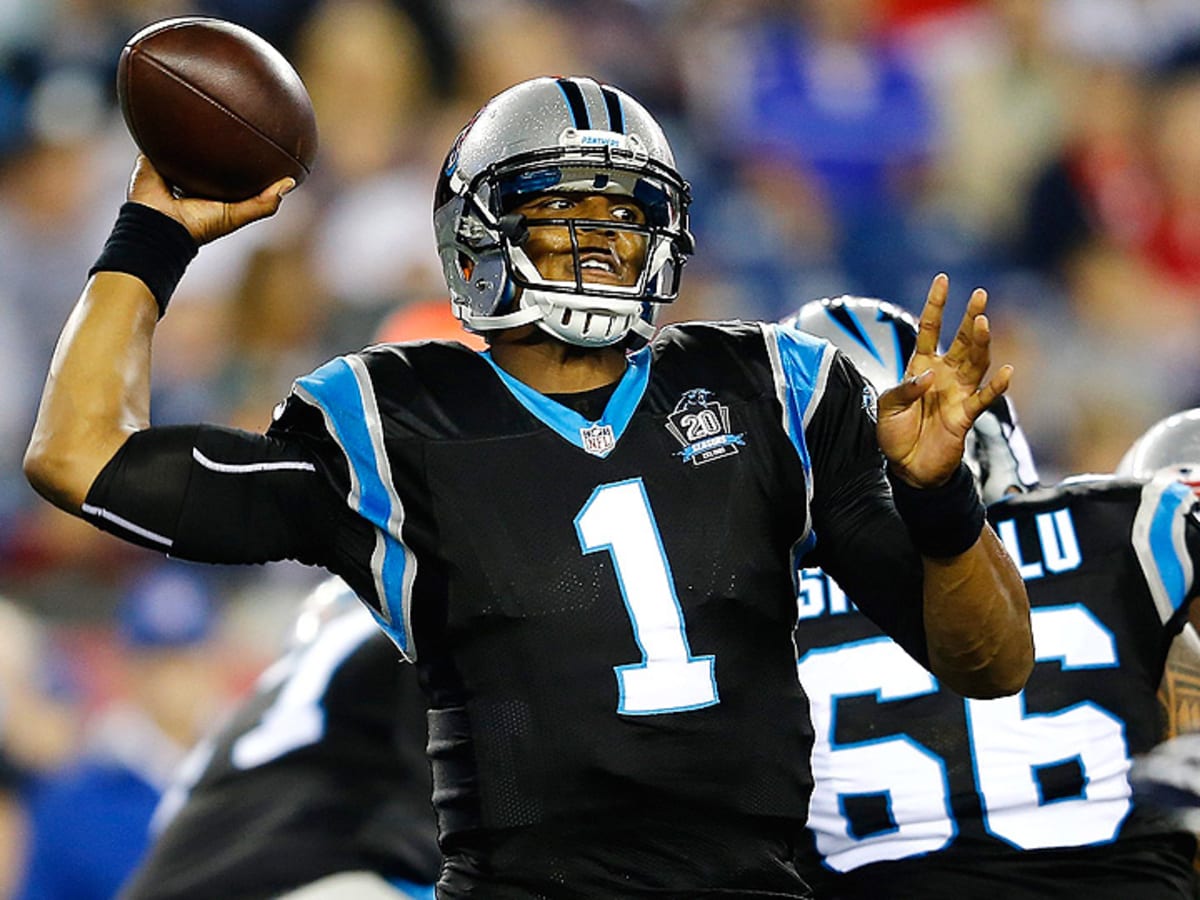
[117,16,318,202]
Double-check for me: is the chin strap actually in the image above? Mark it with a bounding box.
[458,303,544,332]
[629,317,656,342]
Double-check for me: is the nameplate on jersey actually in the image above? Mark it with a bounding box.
[993,506,1083,581]
[581,422,617,457]
[666,388,745,466]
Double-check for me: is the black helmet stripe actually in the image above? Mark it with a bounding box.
[888,309,917,374]
[601,86,625,133]
[556,78,591,129]
[827,303,885,367]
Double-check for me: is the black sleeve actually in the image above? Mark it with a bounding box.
[803,351,885,499]
[802,352,929,667]
[83,424,351,567]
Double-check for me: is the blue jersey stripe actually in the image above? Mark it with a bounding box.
[480,347,651,456]
[766,322,829,572]
[294,357,413,653]
[389,879,436,900]
[1147,480,1192,612]
[768,322,832,469]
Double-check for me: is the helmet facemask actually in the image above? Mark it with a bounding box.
[962,401,1040,503]
[507,210,657,347]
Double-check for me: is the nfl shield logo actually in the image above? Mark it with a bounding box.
[581,423,616,457]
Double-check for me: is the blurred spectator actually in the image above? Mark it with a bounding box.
[0,596,82,900]
[0,74,129,519]
[1045,0,1200,70]
[1143,50,1200,293]
[741,0,937,228]
[447,0,589,111]
[1012,40,1200,475]
[155,0,462,432]
[0,598,80,779]
[13,563,228,900]
[198,0,458,86]
[0,753,24,900]
[371,297,486,350]
[681,0,939,314]
[290,0,458,329]
[896,0,1074,254]
[1020,59,1155,280]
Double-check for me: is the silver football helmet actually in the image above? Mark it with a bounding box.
[1117,408,1200,491]
[781,295,918,392]
[784,295,1039,503]
[433,76,694,348]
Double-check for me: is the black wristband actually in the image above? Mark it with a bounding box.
[889,461,986,558]
[89,202,198,318]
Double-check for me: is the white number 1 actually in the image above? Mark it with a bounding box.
[575,478,719,715]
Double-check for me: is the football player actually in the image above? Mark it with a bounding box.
[790,298,1199,898]
[25,76,1032,898]
[119,577,439,900]
[1125,410,1200,816]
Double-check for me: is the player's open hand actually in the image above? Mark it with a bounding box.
[125,154,294,246]
[875,274,1013,489]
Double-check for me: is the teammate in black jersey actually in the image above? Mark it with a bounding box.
[119,577,439,900]
[791,299,1200,899]
[1125,410,1200,828]
[25,76,1032,898]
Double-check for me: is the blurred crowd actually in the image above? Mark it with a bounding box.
[3,0,1200,894]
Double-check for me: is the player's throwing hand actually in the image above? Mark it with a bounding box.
[126,154,294,246]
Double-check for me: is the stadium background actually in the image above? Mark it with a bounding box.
[1,0,1200,892]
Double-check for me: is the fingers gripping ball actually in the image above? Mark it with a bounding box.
[117,16,318,201]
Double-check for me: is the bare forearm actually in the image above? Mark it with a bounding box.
[24,158,290,515]
[23,272,158,512]
[924,524,1033,698]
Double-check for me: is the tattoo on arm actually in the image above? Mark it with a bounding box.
[1160,625,1200,739]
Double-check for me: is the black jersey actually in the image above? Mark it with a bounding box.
[85,321,934,897]
[120,580,439,900]
[794,474,1200,899]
